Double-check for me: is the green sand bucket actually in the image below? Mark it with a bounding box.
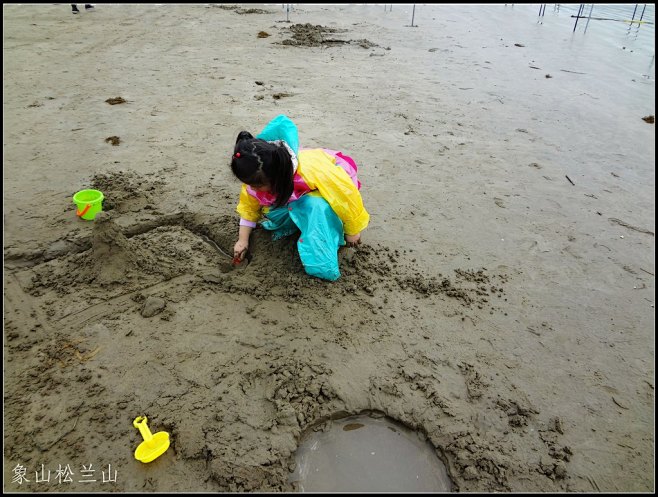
[73,189,104,220]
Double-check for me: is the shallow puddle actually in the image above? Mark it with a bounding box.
[289,414,453,492]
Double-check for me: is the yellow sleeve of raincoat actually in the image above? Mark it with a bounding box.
[236,183,262,223]
[298,149,370,236]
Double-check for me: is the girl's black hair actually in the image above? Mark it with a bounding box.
[230,131,294,207]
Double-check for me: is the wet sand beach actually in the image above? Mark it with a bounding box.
[3,3,655,492]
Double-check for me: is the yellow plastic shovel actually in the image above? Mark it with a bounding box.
[133,416,170,463]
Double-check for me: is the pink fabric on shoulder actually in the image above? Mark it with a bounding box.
[322,149,362,190]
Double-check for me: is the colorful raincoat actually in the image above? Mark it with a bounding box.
[235,114,369,280]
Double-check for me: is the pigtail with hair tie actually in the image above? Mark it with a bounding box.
[271,145,294,207]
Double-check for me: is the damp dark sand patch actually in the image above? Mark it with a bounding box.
[281,23,346,47]
[272,92,294,100]
[214,4,273,15]
[279,23,378,49]
[105,97,127,105]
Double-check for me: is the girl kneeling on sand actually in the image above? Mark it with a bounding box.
[230,114,369,281]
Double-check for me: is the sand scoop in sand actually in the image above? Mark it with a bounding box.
[133,416,170,463]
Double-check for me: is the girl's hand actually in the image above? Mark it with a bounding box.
[345,233,361,247]
[234,240,249,261]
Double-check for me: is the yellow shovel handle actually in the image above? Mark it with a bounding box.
[133,416,153,442]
